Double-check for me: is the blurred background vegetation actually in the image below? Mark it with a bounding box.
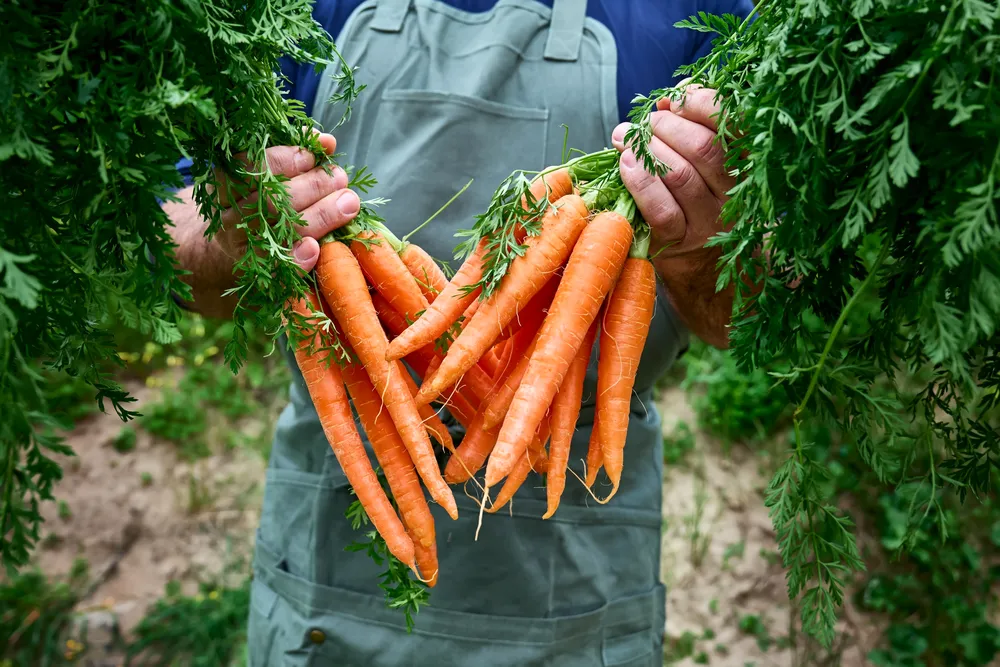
[2,303,998,666]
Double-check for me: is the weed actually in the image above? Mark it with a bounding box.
[113,426,137,453]
[679,341,788,444]
[739,614,773,652]
[685,477,712,568]
[186,473,216,514]
[0,561,88,664]
[140,472,154,487]
[722,541,745,570]
[57,500,71,521]
[663,421,696,465]
[125,578,251,666]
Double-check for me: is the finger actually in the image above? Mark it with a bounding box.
[292,237,321,272]
[215,139,335,207]
[297,188,361,238]
[317,132,337,155]
[668,85,722,132]
[646,136,721,240]
[611,122,630,152]
[221,165,349,229]
[619,149,685,247]
[649,111,735,200]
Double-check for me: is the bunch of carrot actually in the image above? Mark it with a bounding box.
[288,154,657,587]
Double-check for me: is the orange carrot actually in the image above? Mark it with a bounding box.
[341,362,435,550]
[488,417,550,513]
[490,340,512,381]
[317,241,458,520]
[495,273,560,342]
[287,293,415,568]
[585,411,603,487]
[443,409,499,485]
[481,335,540,430]
[351,230,429,324]
[486,210,632,487]
[417,194,591,405]
[400,243,448,302]
[527,414,551,473]
[480,346,500,378]
[403,513,438,588]
[544,317,598,519]
[398,361,454,452]
[598,258,657,501]
[386,169,573,363]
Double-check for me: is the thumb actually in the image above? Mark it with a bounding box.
[292,237,321,272]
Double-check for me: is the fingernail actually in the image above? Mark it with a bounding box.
[293,240,317,264]
[611,124,629,144]
[337,191,360,216]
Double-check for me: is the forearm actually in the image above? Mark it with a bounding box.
[654,247,733,350]
[162,186,240,320]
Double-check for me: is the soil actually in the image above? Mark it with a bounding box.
[31,381,879,666]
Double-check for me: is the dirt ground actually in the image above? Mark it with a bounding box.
[32,382,879,666]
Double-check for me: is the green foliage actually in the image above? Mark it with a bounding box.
[663,421,696,465]
[0,0,353,573]
[0,561,88,665]
[112,427,138,454]
[345,477,429,633]
[125,578,251,667]
[859,480,1000,665]
[660,0,1000,645]
[680,341,789,443]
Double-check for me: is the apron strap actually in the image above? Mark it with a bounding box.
[371,0,410,33]
[544,0,588,62]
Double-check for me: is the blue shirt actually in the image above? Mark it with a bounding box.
[177,0,754,184]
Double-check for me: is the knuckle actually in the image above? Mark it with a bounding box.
[692,133,721,165]
[663,162,698,191]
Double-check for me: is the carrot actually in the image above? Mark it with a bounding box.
[481,335,540,431]
[340,362,436,550]
[386,169,573,363]
[490,340,512,381]
[485,211,633,487]
[598,257,657,501]
[398,361,454,452]
[417,194,591,405]
[400,243,448,302]
[317,241,458,520]
[287,293,415,568]
[351,229,429,324]
[488,417,550,513]
[527,414,551,473]
[443,409,499,485]
[495,273,559,342]
[479,346,500,378]
[403,513,438,588]
[544,317,598,519]
[585,411,603,487]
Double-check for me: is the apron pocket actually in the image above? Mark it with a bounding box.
[253,533,664,667]
[258,468,328,583]
[361,88,550,263]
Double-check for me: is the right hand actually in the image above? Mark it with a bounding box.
[212,132,360,272]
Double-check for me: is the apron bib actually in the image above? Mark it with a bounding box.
[251,1,690,664]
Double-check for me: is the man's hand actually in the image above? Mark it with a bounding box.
[165,132,360,318]
[612,82,735,349]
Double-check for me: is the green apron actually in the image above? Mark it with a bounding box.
[249,1,690,664]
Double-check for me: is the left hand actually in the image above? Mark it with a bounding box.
[612,82,734,259]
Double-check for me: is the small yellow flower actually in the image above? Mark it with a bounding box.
[166,355,183,367]
[145,375,157,387]
[141,351,153,363]
[194,354,205,366]
[193,324,206,337]
[208,590,220,600]
[205,345,219,357]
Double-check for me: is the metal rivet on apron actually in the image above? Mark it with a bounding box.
[308,629,326,644]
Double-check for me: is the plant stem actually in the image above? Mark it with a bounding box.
[402,179,473,244]
[792,240,892,461]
